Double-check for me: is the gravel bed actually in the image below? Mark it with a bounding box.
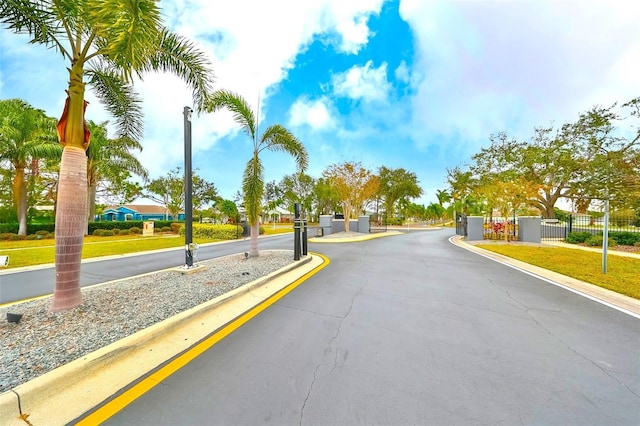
[0,250,296,393]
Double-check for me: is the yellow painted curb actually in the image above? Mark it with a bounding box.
[0,254,329,426]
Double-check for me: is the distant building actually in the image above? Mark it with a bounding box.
[98,205,184,221]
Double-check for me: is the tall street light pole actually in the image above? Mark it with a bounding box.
[184,106,194,268]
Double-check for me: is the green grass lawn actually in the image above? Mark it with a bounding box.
[0,226,294,269]
[475,243,640,300]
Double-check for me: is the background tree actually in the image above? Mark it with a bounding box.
[192,174,221,216]
[0,99,61,235]
[323,161,379,232]
[86,121,148,224]
[477,173,541,241]
[145,168,185,220]
[377,166,422,217]
[218,199,240,224]
[311,177,340,218]
[280,172,316,219]
[1,0,215,311]
[446,166,479,216]
[262,180,284,223]
[206,90,308,257]
[86,121,148,220]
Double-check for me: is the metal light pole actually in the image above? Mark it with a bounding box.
[184,106,194,268]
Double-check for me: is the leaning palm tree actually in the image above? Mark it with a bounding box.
[1,1,214,311]
[206,90,308,257]
[0,99,61,236]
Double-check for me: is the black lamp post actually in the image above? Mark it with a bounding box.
[184,106,194,268]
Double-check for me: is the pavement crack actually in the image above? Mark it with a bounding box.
[299,283,363,425]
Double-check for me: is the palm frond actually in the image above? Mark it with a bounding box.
[206,90,257,141]
[0,0,69,58]
[84,0,163,80]
[141,28,215,112]
[242,156,264,225]
[261,124,309,171]
[86,67,144,142]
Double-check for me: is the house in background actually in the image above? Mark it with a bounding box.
[99,205,184,221]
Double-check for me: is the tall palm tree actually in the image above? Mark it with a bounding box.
[0,99,61,236]
[1,1,214,311]
[86,121,148,224]
[206,90,308,257]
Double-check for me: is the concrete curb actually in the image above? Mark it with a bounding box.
[309,230,403,243]
[450,236,640,318]
[0,255,321,426]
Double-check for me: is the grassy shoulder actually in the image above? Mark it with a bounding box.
[475,243,640,300]
[0,225,294,269]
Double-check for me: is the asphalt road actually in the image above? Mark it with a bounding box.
[103,228,640,425]
[0,234,294,304]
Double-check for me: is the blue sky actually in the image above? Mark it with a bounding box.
[1,0,639,206]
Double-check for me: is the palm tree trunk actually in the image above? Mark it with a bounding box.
[12,167,28,236]
[87,183,97,224]
[51,146,87,311]
[249,222,260,257]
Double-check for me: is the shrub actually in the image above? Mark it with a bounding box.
[102,230,115,237]
[119,229,130,235]
[608,231,640,246]
[566,232,592,244]
[25,234,39,240]
[160,226,173,232]
[179,224,242,240]
[129,227,141,234]
[170,222,182,233]
[93,229,105,236]
[0,233,16,240]
[112,228,120,235]
[585,235,616,247]
[259,226,265,235]
[385,217,403,226]
[43,233,54,239]
[10,234,25,240]
[35,230,49,236]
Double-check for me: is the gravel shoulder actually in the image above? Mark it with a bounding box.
[0,250,296,392]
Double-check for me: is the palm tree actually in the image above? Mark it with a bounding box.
[206,90,308,257]
[1,1,214,311]
[0,99,61,236]
[86,121,148,224]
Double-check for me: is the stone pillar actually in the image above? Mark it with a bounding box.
[358,216,369,233]
[319,214,333,236]
[466,216,484,241]
[518,216,541,243]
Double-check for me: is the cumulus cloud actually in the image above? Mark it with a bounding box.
[332,60,391,102]
[289,97,335,130]
[399,0,640,149]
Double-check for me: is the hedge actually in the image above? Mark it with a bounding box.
[179,224,243,240]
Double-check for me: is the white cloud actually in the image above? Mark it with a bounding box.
[399,0,640,150]
[289,97,335,130]
[332,60,391,102]
[394,60,410,84]
[0,0,385,185]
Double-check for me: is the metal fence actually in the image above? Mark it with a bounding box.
[369,213,388,233]
[541,214,640,241]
